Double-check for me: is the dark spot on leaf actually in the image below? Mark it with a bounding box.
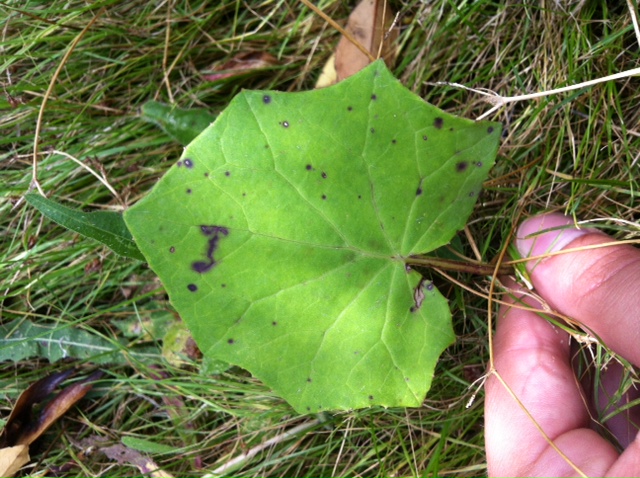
[225,171,230,176]
[321,194,327,200]
[192,261,214,273]
[369,395,374,400]
[227,338,235,344]
[434,118,443,129]
[422,135,428,141]
[487,126,494,134]
[416,187,422,196]
[282,121,289,128]
[410,306,416,313]
[426,282,434,291]
[221,284,226,288]
[307,377,312,382]
[169,246,175,253]
[186,188,192,194]
[183,158,193,168]
[347,106,353,111]
[468,191,475,197]
[272,321,277,326]
[475,161,483,168]
[187,284,197,292]
[204,172,209,177]
[405,377,410,382]
[371,94,377,100]
[264,144,269,149]
[242,192,246,197]
[370,127,375,133]
[456,161,468,172]
[392,139,397,144]
[193,226,229,273]
[306,407,311,411]
[263,94,271,104]
[358,195,362,199]
[449,127,454,132]
[321,172,327,179]
[177,161,182,167]
[306,164,312,171]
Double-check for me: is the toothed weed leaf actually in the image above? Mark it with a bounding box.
[125,61,501,413]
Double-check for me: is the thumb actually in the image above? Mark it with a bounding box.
[516,213,640,367]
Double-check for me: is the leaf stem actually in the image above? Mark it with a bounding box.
[406,255,513,276]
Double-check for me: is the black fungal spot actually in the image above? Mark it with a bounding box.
[187,284,198,292]
[449,127,454,132]
[225,171,231,176]
[321,172,327,179]
[358,195,362,199]
[487,126,494,134]
[410,306,417,313]
[368,395,374,400]
[468,191,475,197]
[192,225,230,273]
[183,158,193,168]
[169,246,175,253]
[456,161,469,172]
[433,117,443,129]
[204,172,209,177]
[347,106,353,111]
[306,164,312,171]
[227,338,235,344]
[242,192,246,197]
[475,161,483,168]
[282,121,289,128]
[306,406,311,411]
[263,94,271,104]
[370,128,375,133]
[221,284,226,288]
[422,135,428,141]
[272,321,277,326]
[177,161,182,167]
[391,139,397,144]
[426,282,434,291]
[307,378,312,383]
[416,187,422,196]
[186,188,192,194]
[371,94,377,100]
[321,194,327,200]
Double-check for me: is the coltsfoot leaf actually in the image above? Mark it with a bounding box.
[125,61,501,413]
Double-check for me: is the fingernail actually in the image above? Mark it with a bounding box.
[516,213,593,259]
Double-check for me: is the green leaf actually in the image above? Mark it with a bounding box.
[121,437,177,455]
[0,319,160,364]
[141,100,216,145]
[125,61,501,413]
[25,193,144,261]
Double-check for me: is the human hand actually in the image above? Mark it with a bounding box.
[485,213,640,476]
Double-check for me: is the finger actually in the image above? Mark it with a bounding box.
[485,280,619,476]
[516,213,640,367]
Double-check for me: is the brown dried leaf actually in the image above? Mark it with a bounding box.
[202,52,278,82]
[0,370,103,448]
[334,0,398,81]
[0,445,29,478]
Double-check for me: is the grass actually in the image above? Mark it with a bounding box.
[1,0,639,476]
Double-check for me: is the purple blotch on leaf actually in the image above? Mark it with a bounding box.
[306,164,312,171]
[227,338,235,344]
[177,161,182,167]
[434,118,443,129]
[371,94,377,100]
[416,187,422,196]
[225,171,230,176]
[186,188,192,194]
[204,172,209,177]
[192,225,229,274]
[187,284,198,292]
[183,158,194,168]
[263,94,271,104]
[169,246,175,253]
[488,126,494,134]
[456,161,468,172]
